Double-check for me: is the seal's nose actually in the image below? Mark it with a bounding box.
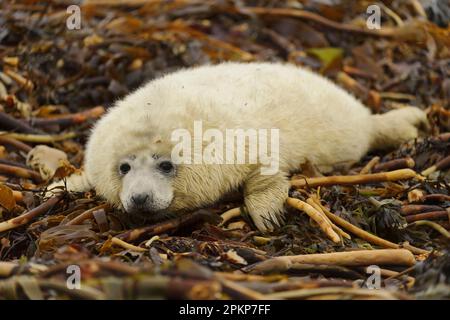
[131,194,149,206]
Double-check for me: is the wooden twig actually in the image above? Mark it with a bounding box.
[363,267,415,288]
[3,69,34,90]
[422,194,450,203]
[306,198,351,240]
[0,261,17,277]
[65,203,110,226]
[117,209,222,242]
[31,106,105,128]
[337,72,380,110]
[0,132,77,143]
[238,7,399,37]
[436,132,450,142]
[0,195,62,232]
[286,197,340,243]
[110,237,147,252]
[360,156,380,174]
[310,196,429,255]
[379,3,404,26]
[410,0,427,17]
[409,220,450,239]
[246,249,416,275]
[0,163,43,182]
[421,155,450,176]
[217,277,267,300]
[266,287,400,300]
[405,210,449,223]
[12,190,23,202]
[342,66,376,80]
[291,169,418,188]
[0,112,39,134]
[219,207,241,227]
[167,21,254,61]
[401,205,444,216]
[0,136,32,153]
[373,157,415,173]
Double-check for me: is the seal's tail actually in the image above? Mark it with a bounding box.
[370,107,429,150]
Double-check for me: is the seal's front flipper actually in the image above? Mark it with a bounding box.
[44,171,92,198]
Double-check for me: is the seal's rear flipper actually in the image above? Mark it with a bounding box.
[370,107,429,150]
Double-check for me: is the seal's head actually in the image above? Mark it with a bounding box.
[117,152,175,216]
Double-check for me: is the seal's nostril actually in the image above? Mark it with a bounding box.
[131,194,149,206]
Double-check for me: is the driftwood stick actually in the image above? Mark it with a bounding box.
[110,237,147,252]
[167,21,254,61]
[291,169,418,188]
[266,286,400,300]
[219,207,241,227]
[362,267,415,288]
[4,69,34,90]
[360,156,380,174]
[117,209,222,242]
[0,195,62,232]
[422,194,450,203]
[373,157,415,173]
[421,155,450,176]
[405,210,449,223]
[409,221,450,239]
[0,112,39,134]
[246,249,416,275]
[0,163,43,182]
[0,132,76,143]
[436,132,450,142]
[217,277,267,300]
[0,136,32,153]
[238,7,399,37]
[31,106,105,127]
[401,205,444,216]
[306,197,351,240]
[0,261,18,277]
[337,72,380,110]
[65,203,110,226]
[310,196,429,255]
[286,197,340,243]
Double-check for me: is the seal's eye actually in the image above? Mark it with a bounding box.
[119,163,131,175]
[159,161,173,173]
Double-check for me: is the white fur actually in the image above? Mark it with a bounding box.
[48,62,428,232]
